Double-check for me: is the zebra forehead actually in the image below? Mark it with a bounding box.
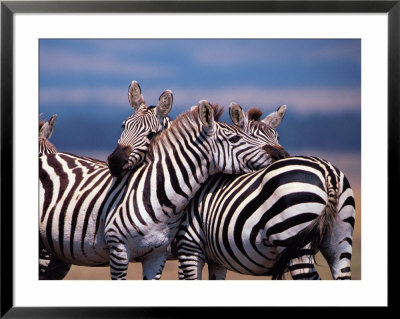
[126,108,157,121]
[217,121,241,132]
[248,120,276,132]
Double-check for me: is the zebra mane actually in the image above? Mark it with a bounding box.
[146,103,224,162]
[246,107,263,121]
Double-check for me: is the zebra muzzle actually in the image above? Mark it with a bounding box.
[107,144,132,177]
[263,145,290,162]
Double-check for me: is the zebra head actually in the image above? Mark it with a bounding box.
[196,101,289,174]
[107,81,173,178]
[229,103,289,162]
[39,114,57,156]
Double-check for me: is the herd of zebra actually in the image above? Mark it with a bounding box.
[39,80,356,280]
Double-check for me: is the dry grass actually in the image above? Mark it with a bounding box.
[64,188,361,280]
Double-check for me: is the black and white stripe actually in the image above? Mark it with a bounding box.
[176,125,355,280]
[39,82,173,279]
[39,113,64,278]
[103,101,288,280]
[108,81,173,178]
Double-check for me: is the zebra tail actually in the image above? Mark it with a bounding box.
[271,172,339,280]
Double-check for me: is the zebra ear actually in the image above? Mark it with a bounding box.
[198,100,215,131]
[229,102,246,129]
[128,80,146,111]
[40,114,57,139]
[156,89,173,119]
[263,105,287,128]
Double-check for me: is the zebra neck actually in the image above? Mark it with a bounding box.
[153,152,211,216]
[125,140,212,218]
[137,113,214,215]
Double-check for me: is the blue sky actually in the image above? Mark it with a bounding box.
[39,39,361,155]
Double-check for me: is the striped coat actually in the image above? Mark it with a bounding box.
[39,81,173,279]
[176,108,355,280]
[102,101,288,279]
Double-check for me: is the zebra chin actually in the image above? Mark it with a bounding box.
[107,144,133,178]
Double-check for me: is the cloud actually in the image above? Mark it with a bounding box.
[186,40,360,67]
[170,86,361,113]
[40,47,173,78]
[40,86,127,108]
[300,42,361,63]
[40,85,360,113]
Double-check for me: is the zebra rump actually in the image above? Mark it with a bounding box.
[270,159,350,279]
[177,154,355,280]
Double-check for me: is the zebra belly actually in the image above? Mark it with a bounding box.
[124,222,177,262]
[39,153,117,266]
[39,187,111,266]
[39,222,110,266]
[205,228,279,276]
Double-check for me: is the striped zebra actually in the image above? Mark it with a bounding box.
[39,81,173,279]
[176,106,355,280]
[39,113,59,277]
[39,114,57,156]
[108,81,172,177]
[103,100,288,280]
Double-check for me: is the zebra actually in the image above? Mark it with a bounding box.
[108,81,173,177]
[39,113,59,277]
[103,100,289,280]
[39,114,57,156]
[39,81,174,279]
[176,105,355,280]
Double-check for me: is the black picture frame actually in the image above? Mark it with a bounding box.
[1,0,396,317]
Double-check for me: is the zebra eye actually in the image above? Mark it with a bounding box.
[229,135,241,143]
[147,132,156,140]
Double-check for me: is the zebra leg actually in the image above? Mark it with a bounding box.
[178,253,206,280]
[177,218,206,279]
[288,245,321,280]
[39,237,52,277]
[40,255,71,280]
[319,201,355,280]
[208,262,227,280]
[142,252,167,280]
[109,244,130,280]
[39,247,51,277]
